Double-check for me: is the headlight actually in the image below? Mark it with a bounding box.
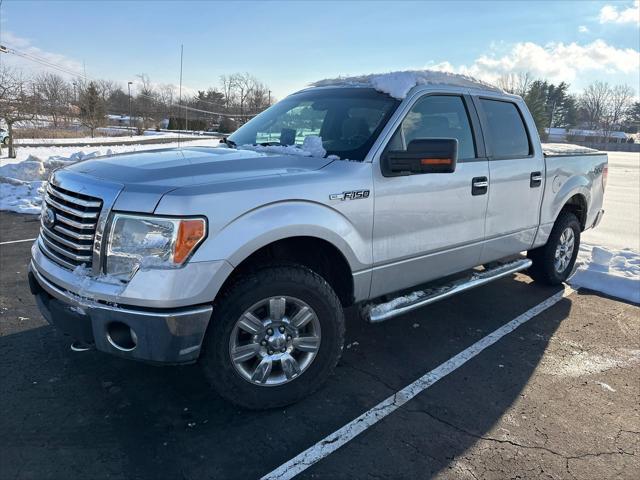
[105,214,206,280]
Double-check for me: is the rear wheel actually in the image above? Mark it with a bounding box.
[200,265,345,409]
[528,211,581,285]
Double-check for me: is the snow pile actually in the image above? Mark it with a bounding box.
[569,244,640,304]
[0,150,109,214]
[238,135,338,159]
[313,70,502,99]
[542,143,599,155]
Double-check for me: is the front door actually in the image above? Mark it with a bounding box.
[371,93,489,298]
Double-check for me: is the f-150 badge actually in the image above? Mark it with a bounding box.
[329,190,370,201]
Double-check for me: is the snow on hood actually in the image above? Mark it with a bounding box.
[312,69,503,99]
[238,135,339,160]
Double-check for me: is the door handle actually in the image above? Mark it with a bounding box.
[530,171,542,188]
[472,176,488,196]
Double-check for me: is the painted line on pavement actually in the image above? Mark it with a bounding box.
[0,238,36,246]
[261,285,576,480]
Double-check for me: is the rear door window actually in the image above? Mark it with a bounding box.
[479,99,531,158]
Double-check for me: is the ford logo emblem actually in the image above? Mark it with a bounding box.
[43,206,56,228]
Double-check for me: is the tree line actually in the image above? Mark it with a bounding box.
[496,72,638,141]
[0,66,274,157]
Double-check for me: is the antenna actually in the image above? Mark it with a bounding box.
[178,44,183,147]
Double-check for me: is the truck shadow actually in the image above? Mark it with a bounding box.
[0,276,569,480]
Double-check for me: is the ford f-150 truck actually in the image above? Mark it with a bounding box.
[29,71,607,409]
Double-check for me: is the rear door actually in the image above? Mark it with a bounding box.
[370,93,490,298]
[473,97,545,263]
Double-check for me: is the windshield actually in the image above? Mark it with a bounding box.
[228,88,400,161]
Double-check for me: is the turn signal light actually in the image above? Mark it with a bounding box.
[174,219,206,264]
[420,158,453,166]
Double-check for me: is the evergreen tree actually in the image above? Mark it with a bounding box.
[79,81,106,137]
[523,80,549,138]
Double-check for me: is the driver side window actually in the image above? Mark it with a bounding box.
[388,95,476,160]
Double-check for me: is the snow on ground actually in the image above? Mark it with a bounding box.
[569,244,639,304]
[542,143,599,155]
[0,138,220,214]
[14,131,205,145]
[313,69,502,99]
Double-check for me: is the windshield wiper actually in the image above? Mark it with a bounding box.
[222,137,237,148]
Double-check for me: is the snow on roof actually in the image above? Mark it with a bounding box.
[312,70,503,99]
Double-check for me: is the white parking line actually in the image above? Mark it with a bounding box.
[0,238,36,246]
[261,286,576,480]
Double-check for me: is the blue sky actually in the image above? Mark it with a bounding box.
[1,0,638,99]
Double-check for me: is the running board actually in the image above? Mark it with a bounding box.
[366,258,532,323]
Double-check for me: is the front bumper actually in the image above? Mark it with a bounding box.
[29,261,213,364]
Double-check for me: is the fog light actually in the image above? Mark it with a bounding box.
[106,322,137,352]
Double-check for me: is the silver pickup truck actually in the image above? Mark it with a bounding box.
[29,76,607,408]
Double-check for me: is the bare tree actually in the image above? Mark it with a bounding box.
[232,73,257,118]
[134,73,158,133]
[579,81,612,130]
[247,80,270,114]
[496,72,532,97]
[0,66,39,158]
[156,84,175,121]
[220,74,236,111]
[34,73,71,127]
[602,84,634,140]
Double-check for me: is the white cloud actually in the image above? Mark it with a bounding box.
[2,31,85,78]
[578,25,590,33]
[429,39,639,85]
[599,1,639,24]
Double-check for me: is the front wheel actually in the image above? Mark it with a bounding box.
[527,211,581,285]
[200,265,345,409]
[2,137,8,145]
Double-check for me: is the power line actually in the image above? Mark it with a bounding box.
[2,44,260,118]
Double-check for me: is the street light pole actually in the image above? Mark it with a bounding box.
[128,81,133,137]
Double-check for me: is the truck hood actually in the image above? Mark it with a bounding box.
[66,146,334,213]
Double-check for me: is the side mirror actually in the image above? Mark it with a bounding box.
[382,138,458,176]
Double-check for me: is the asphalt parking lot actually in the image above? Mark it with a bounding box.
[1,211,638,480]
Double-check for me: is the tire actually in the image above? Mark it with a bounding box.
[200,264,345,409]
[2,137,8,145]
[527,211,581,285]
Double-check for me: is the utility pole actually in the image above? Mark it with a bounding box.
[268,90,271,106]
[127,81,133,137]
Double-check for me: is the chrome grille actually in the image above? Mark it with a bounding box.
[39,182,103,270]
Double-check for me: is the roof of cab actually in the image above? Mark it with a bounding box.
[308,69,505,100]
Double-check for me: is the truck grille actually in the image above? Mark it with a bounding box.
[39,183,103,270]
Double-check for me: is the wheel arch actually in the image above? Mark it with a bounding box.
[560,193,588,230]
[224,236,356,307]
